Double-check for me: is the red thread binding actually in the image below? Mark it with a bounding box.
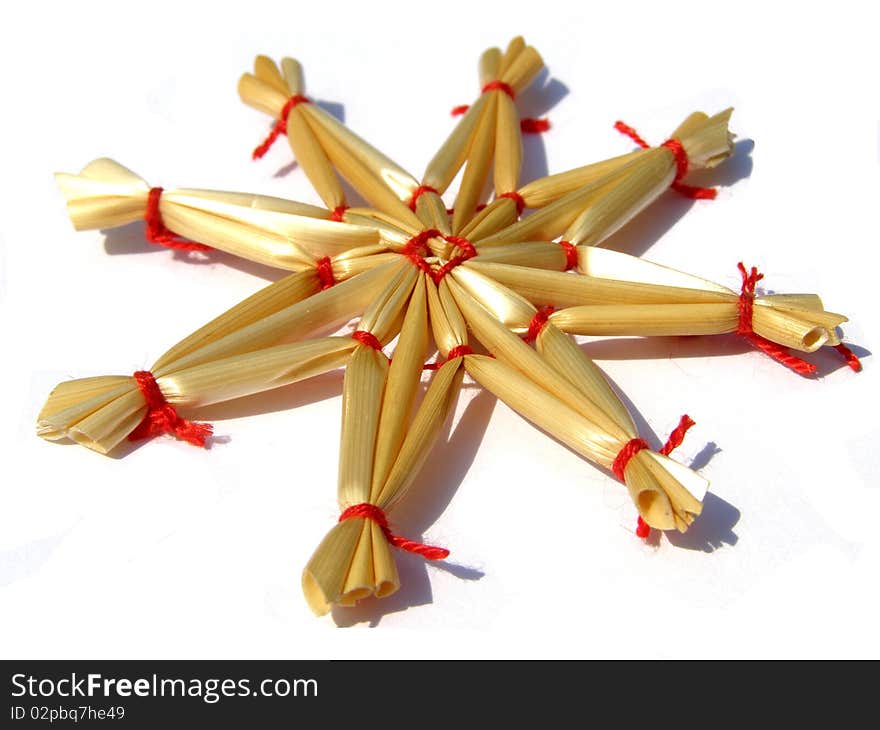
[559,240,578,271]
[613,120,717,200]
[401,229,440,278]
[252,95,310,160]
[423,344,474,370]
[449,82,548,134]
[329,205,349,222]
[432,235,477,283]
[408,185,439,211]
[520,118,551,134]
[339,503,449,560]
[523,306,555,343]
[401,231,477,283]
[499,191,526,216]
[144,188,212,252]
[482,80,516,98]
[612,415,696,538]
[129,370,213,447]
[351,330,384,352]
[833,343,862,372]
[315,256,336,290]
[736,263,817,376]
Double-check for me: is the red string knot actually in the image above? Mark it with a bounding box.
[432,235,477,283]
[735,262,817,376]
[612,415,695,538]
[520,117,551,134]
[613,120,717,200]
[408,185,440,211]
[449,82,548,133]
[351,330,384,352]
[523,306,555,343]
[338,503,449,560]
[401,229,440,278]
[315,256,336,290]
[252,94,310,160]
[736,263,860,374]
[144,188,212,252]
[329,205,349,222]
[499,191,526,216]
[833,343,862,372]
[423,344,474,370]
[129,370,213,447]
[481,80,516,99]
[558,240,578,271]
[446,344,473,360]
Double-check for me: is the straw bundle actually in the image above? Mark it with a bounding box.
[474,109,735,247]
[469,247,849,357]
[56,158,386,270]
[304,269,472,612]
[37,37,864,620]
[239,56,424,228]
[37,260,406,454]
[445,267,707,531]
[420,37,544,234]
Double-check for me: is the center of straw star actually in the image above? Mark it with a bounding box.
[400,231,477,283]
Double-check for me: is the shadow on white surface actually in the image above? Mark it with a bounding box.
[666,492,740,552]
[581,333,869,378]
[601,138,755,259]
[519,69,569,183]
[101,223,289,282]
[582,333,752,361]
[0,523,78,588]
[330,388,497,627]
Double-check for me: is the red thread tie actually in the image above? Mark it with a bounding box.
[339,503,449,560]
[523,306,555,343]
[144,188,212,252]
[833,343,862,372]
[520,117,551,134]
[402,229,441,278]
[559,240,578,271]
[432,235,477,283]
[499,191,526,216]
[613,121,717,200]
[401,231,477,283]
[329,205,349,222]
[449,81,548,133]
[408,185,439,211]
[736,263,817,376]
[252,95,310,160]
[315,257,336,290]
[351,330,384,352]
[612,415,696,538]
[423,344,474,370]
[129,370,212,447]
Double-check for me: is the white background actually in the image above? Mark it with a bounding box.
[1,0,877,658]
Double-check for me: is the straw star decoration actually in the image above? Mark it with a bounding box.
[41,38,858,615]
